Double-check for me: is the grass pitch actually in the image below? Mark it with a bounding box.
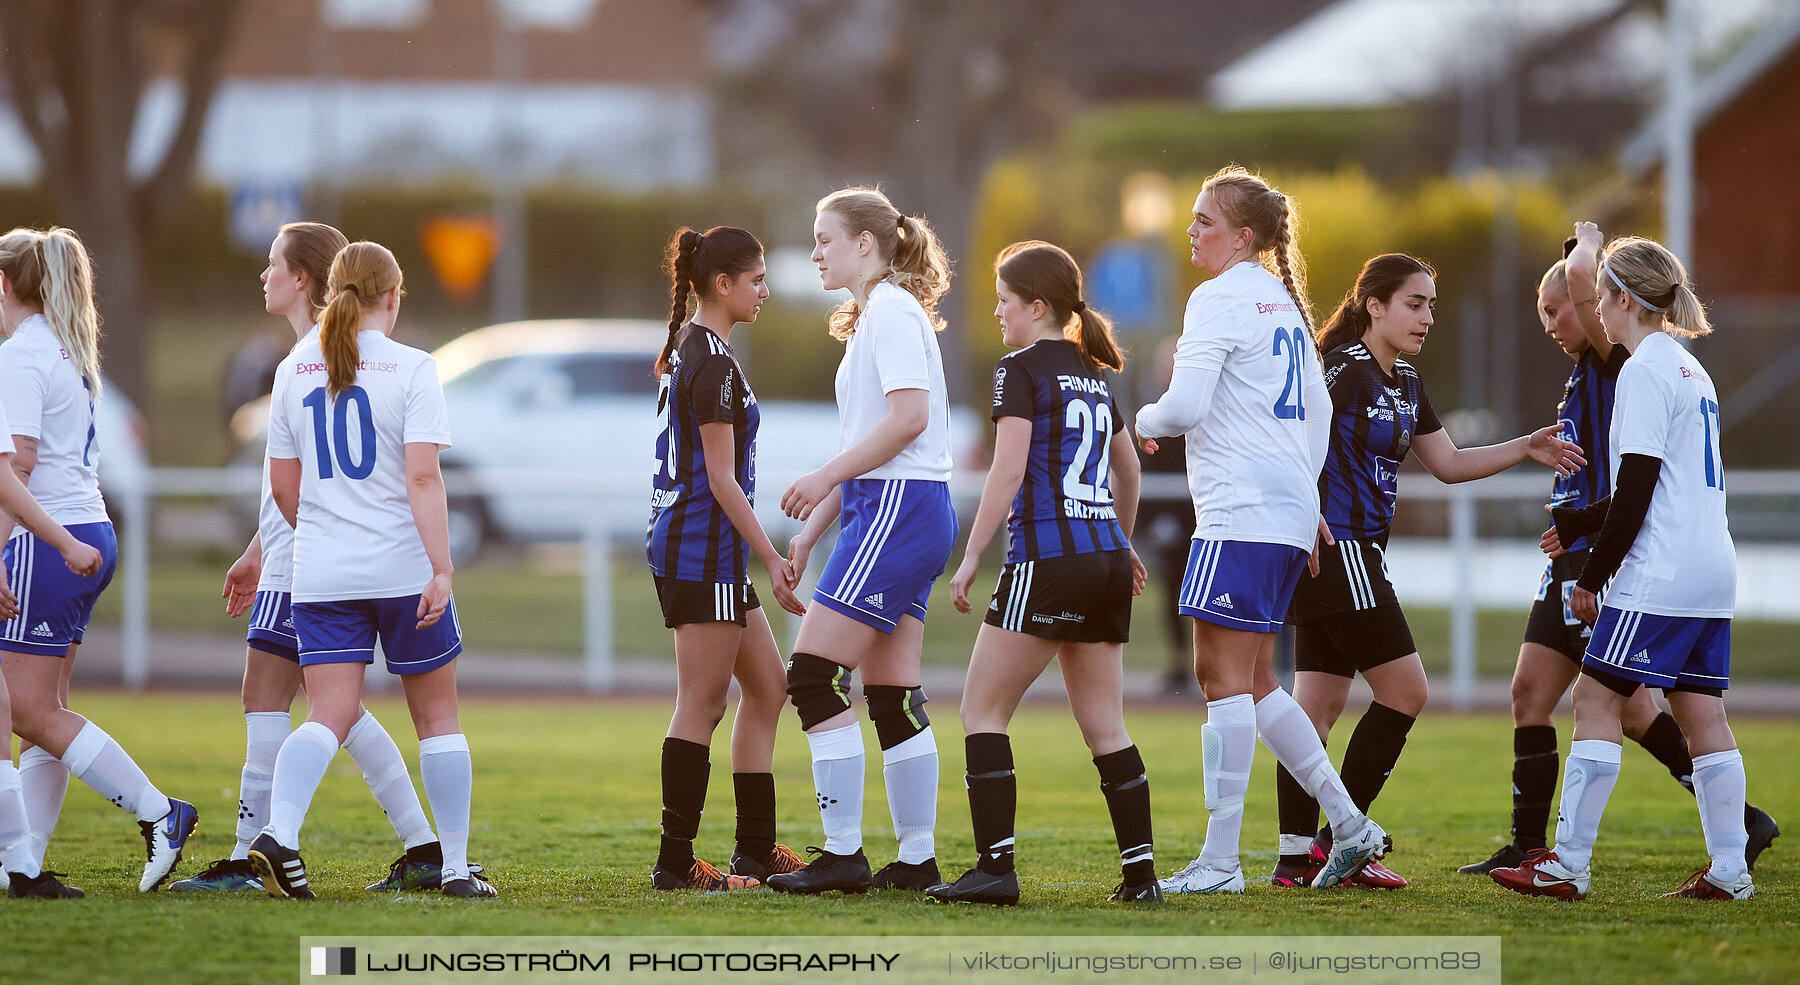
[0,693,1794,984]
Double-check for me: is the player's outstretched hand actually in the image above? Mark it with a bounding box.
[763,554,807,616]
[416,572,453,629]
[1569,585,1599,625]
[1539,505,1566,558]
[950,556,979,614]
[1134,423,1159,456]
[781,470,833,520]
[1308,516,1335,578]
[0,569,17,621]
[1129,549,1147,596]
[222,551,261,618]
[1527,425,1586,477]
[61,541,104,578]
[785,535,815,591]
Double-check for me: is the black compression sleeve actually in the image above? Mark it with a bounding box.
[1551,499,1611,543]
[1576,454,1661,594]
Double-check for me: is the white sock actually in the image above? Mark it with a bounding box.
[344,711,436,850]
[0,762,39,879]
[881,727,937,864]
[1254,689,1360,836]
[235,711,290,859]
[17,744,66,870]
[1692,749,1749,882]
[266,721,339,849]
[1199,694,1256,868]
[1552,738,1622,872]
[419,733,472,881]
[60,721,172,823]
[807,723,865,855]
[1279,833,1314,857]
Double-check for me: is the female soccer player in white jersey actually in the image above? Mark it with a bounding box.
[927,242,1156,907]
[1492,237,1759,902]
[1134,167,1387,892]
[1460,225,1777,876]
[173,224,452,894]
[1273,253,1583,891]
[646,225,807,892]
[0,396,103,898]
[0,226,199,896]
[248,241,492,900]
[765,188,958,896]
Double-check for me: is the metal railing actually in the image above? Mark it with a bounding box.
[111,467,1800,708]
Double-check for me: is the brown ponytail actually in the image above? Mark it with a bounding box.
[320,241,403,396]
[995,240,1124,371]
[1201,166,1314,333]
[1316,253,1434,356]
[655,225,764,376]
[816,187,950,340]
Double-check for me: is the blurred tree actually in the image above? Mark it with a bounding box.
[0,0,245,402]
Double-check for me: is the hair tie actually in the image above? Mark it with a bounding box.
[1603,264,1666,314]
[1071,300,1087,313]
[343,283,360,295]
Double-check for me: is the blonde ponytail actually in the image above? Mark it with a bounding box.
[816,187,951,339]
[1597,235,1713,339]
[320,241,404,395]
[0,226,103,397]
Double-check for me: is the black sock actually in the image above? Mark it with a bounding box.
[965,733,1016,874]
[1511,725,1558,850]
[1340,702,1417,813]
[657,737,710,871]
[732,772,777,863]
[1095,745,1155,885]
[1276,762,1320,850]
[1636,712,1694,792]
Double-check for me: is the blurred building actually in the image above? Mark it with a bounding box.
[0,0,713,190]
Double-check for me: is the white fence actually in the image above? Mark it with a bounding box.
[113,468,1800,708]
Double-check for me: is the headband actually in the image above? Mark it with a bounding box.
[1603,263,1666,314]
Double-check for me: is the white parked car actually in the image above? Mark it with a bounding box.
[233,319,983,561]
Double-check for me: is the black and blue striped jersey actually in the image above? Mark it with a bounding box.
[991,339,1128,564]
[647,325,759,583]
[1317,342,1442,544]
[1548,345,1627,553]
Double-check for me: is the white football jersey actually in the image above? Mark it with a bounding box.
[266,331,453,602]
[256,326,320,593]
[1604,330,1735,618]
[834,281,954,481]
[0,400,13,456]
[1166,261,1327,551]
[0,314,108,528]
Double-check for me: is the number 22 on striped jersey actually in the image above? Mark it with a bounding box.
[1062,399,1114,502]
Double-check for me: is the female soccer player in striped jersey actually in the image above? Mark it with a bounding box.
[1134,167,1386,893]
[1493,237,1761,902]
[646,225,807,892]
[249,241,492,900]
[1273,253,1583,890]
[1461,224,1777,875]
[0,396,103,898]
[765,189,959,896]
[0,226,198,897]
[926,241,1155,907]
[174,223,452,894]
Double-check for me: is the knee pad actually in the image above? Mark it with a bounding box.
[786,652,853,730]
[865,684,931,751]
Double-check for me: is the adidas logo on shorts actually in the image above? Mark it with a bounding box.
[29,622,55,638]
[1629,649,1651,665]
[283,618,294,629]
[863,593,885,609]
[1210,593,1235,610]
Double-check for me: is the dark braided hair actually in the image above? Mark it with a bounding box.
[656,225,764,375]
